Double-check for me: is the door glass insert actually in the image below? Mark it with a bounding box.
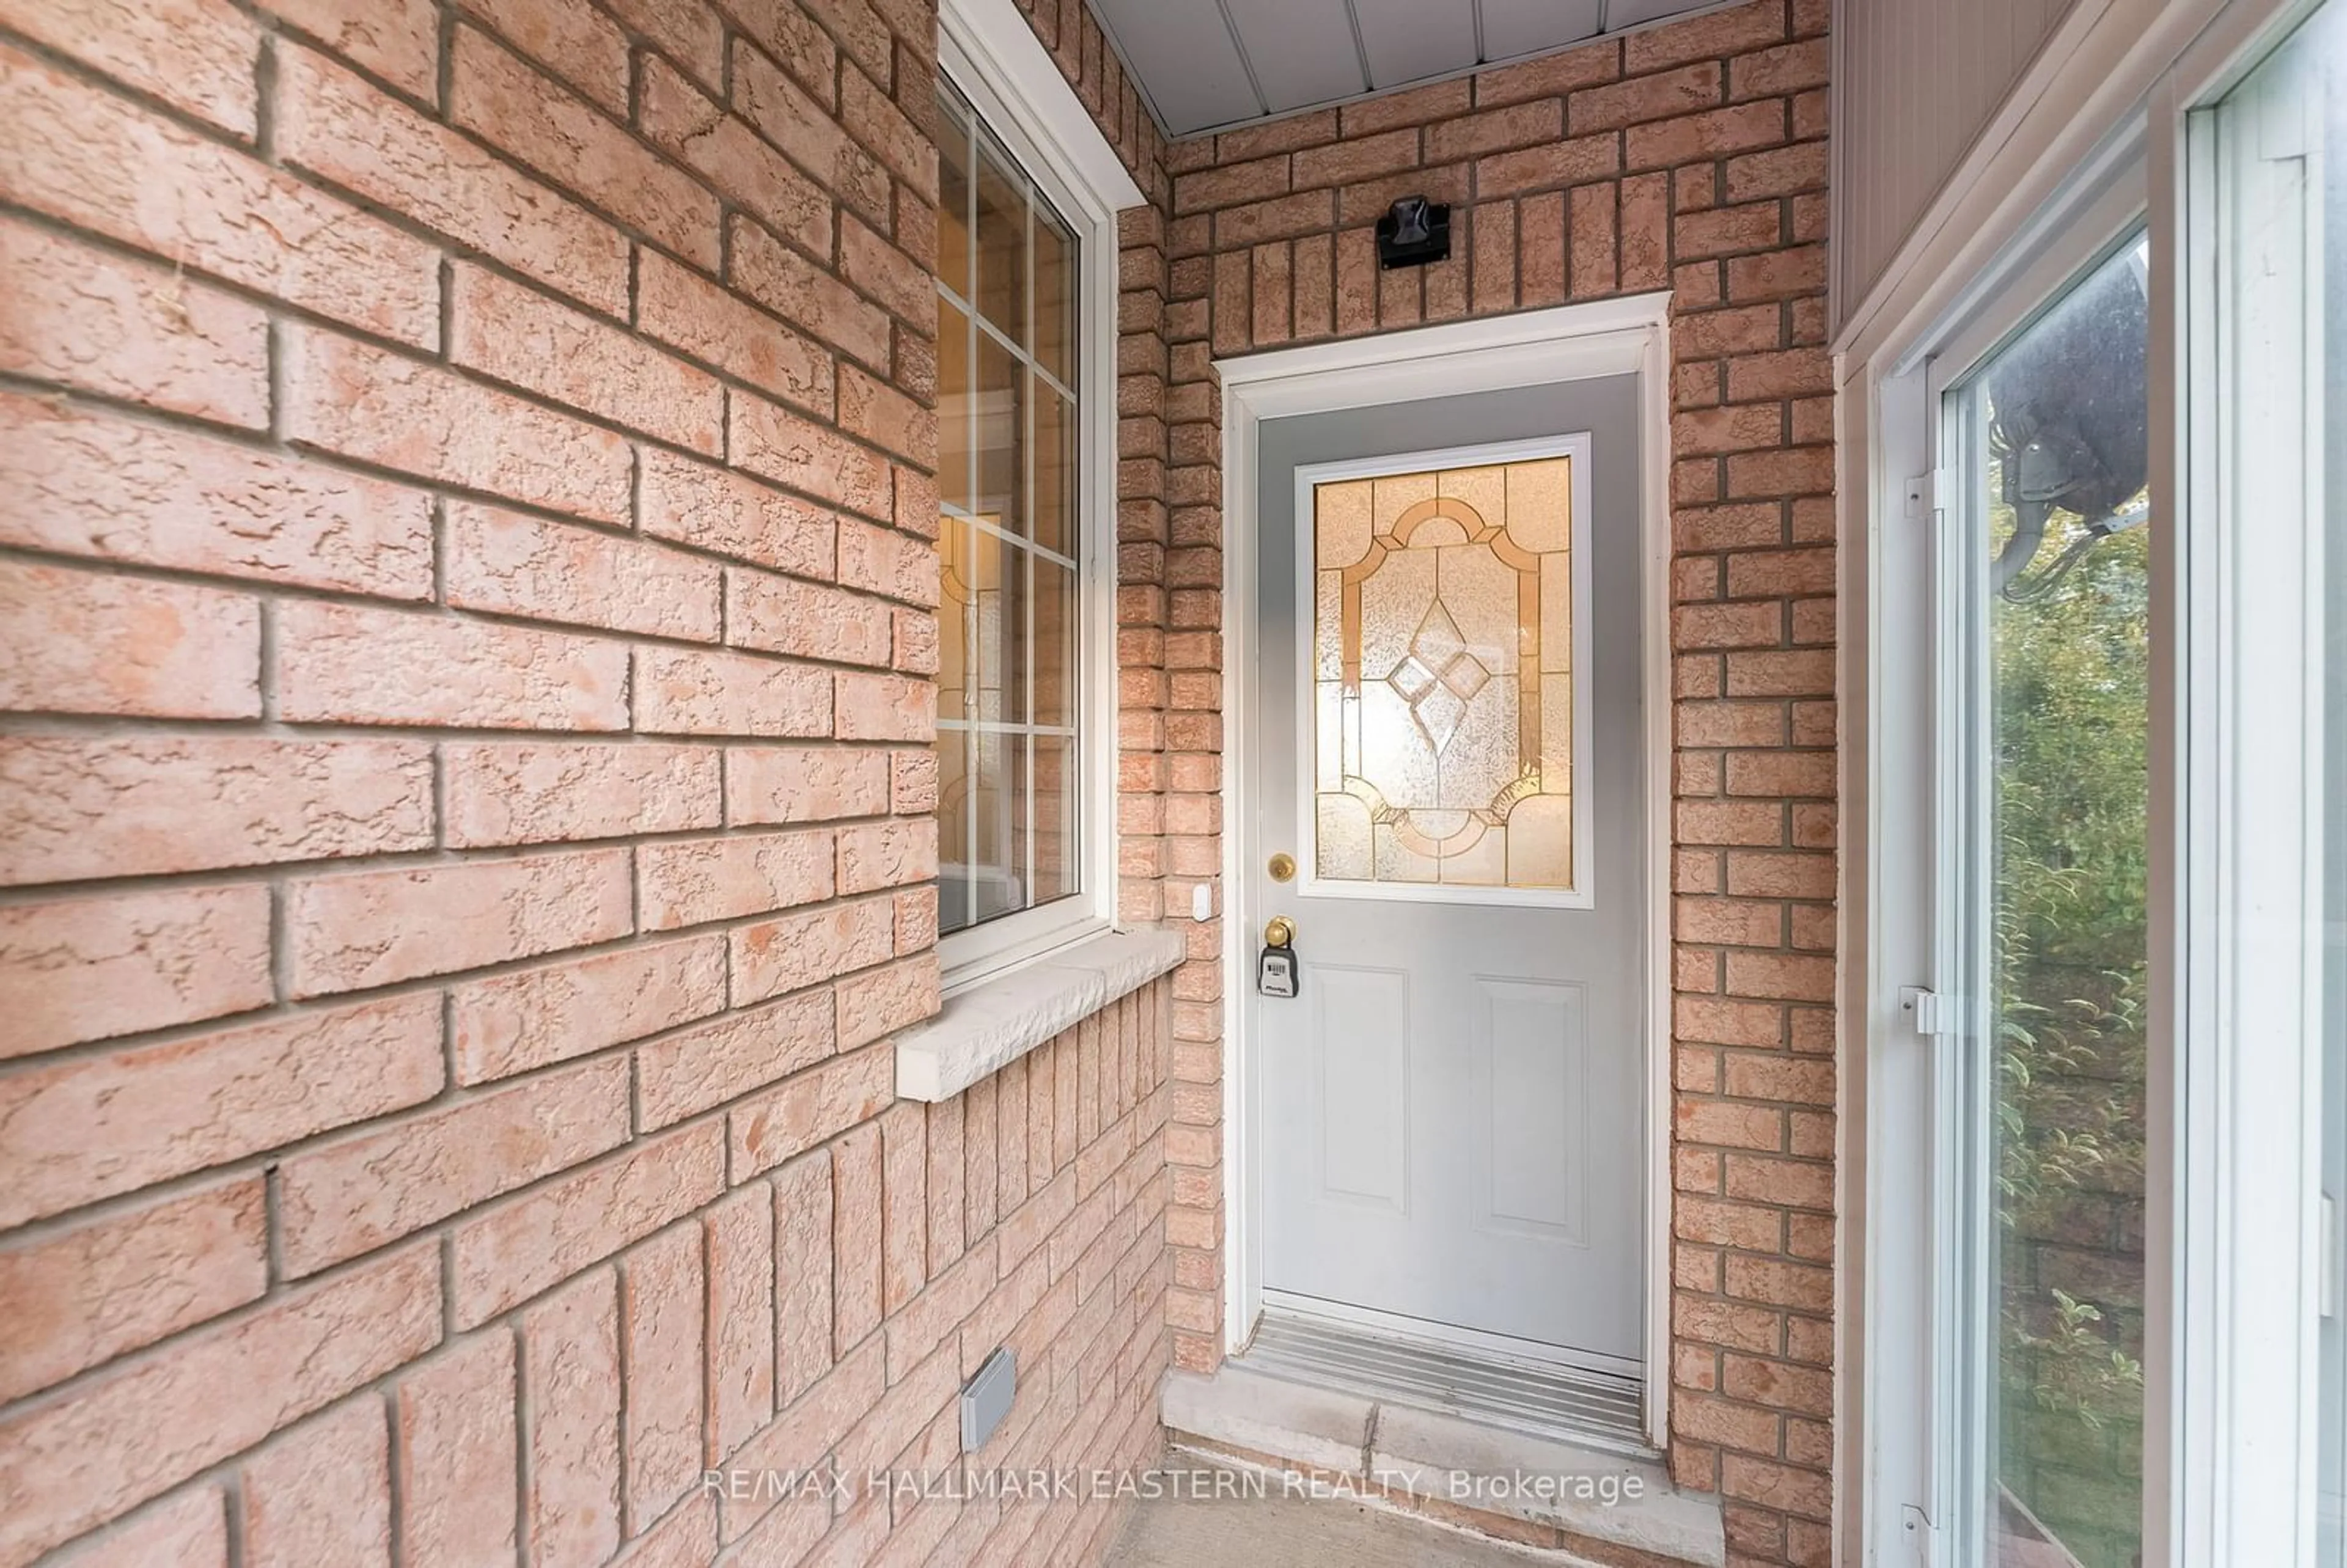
[1945,240,2151,1568]
[1310,454,1578,892]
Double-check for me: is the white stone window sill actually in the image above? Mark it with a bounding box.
[893,927,1188,1102]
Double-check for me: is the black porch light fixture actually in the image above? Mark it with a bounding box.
[1375,195,1450,269]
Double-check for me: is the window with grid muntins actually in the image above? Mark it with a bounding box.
[933,78,1083,939]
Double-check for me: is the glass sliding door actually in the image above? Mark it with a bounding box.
[1940,240,2154,1568]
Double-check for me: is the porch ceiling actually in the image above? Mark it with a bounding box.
[1086,0,1738,139]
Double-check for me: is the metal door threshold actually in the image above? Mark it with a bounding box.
[1236,1309,1648,1455]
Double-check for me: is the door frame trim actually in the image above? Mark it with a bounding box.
[1213,294,1677,1451]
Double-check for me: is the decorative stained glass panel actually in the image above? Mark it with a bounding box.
[1311,457,1577,891]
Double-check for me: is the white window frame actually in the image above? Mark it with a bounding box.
[2168,11,2331,1557]
[1843,1,2341,1564]
[935,0,1140,994]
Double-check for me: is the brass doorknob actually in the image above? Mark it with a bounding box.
[1263,915,1296,948]
[1268,852,1296,883]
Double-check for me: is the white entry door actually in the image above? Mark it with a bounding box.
[1249,376,1647,1371]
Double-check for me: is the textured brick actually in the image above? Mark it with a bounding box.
[0,885,271,1060]
[0,1247,440,1567]
[1626,0,1789,72]
[285,851,631,998]
[831,1122,885,1355]
[397,1332,519,1568]
[0,214,268,426]
[276,44,627,313]
[0,43,439,344]
[276,1056,632,1277]
[705,1185,776,1459]
[266,0,440,96]
[728,1044,895,1180]
[731,215,893,370]
[834,670,936,742]
[460,940,718,1087]
[773,1151,836,1402]
[276,601,630,731]
[0,393,433,598]
[619,1224,703,1531]
[0,0,258,134]
[731,38,888,221]
[444,742,722,848]
[839,364,937,464]
[282,326,633,526]
[729,894,898,1006]
[449,1122,728,1327]
[837,818,939,895]
[836,951,938,1048]
[638,251,837,415]
[238,1399,392,1568]
[639,55,831,249]
[730,390,895,522]
[726,746,893,825]
[637,829,834,931]
[634,646,833,738]
[457,0,626,113]
[521,1269,623,1568]
[0,994,444,1227]
[447,502,722,640]
[838,518,941,607]
[0,1176,266,1405]
[448,266,724,453]
[449,24,718,267]
[636,989,835,1130]
[839,215,933,324]
[0,560,257,721]
[600,0,722,88]
[729,570,895,667]
[638,447,837,579]
[0,736,432,885]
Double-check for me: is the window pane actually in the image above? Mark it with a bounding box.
[1032,559,1076,730]
[1953,242,2150,1568]
[930,81,1084,948]
[938,724,972,934]
[936,93,972,302]
[938,299,973,516]
[939,517,972,724]
[1030,735,1078,906]
[1034,384,1074,558]
[1034,207,1074,385]
[976,331,1024,538]
[974,139,1026,342]
[971,730,1024,924]
[965,522,1026,727]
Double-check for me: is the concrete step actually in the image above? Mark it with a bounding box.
[1159,1365,1725,1568]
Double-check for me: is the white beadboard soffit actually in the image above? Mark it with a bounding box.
[1084,0,1742,139]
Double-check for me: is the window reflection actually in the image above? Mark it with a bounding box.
[1956,240,2151,1568]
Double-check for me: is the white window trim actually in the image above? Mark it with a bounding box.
[935,0,1140,996]
[2167,10,2331,1558]
[1845,2,2336,1565]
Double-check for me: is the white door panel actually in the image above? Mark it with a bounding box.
[1251,376,1646,1366]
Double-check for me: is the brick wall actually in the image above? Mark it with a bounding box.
[1155,4,1839,1563]
[0,0,1185,1562]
